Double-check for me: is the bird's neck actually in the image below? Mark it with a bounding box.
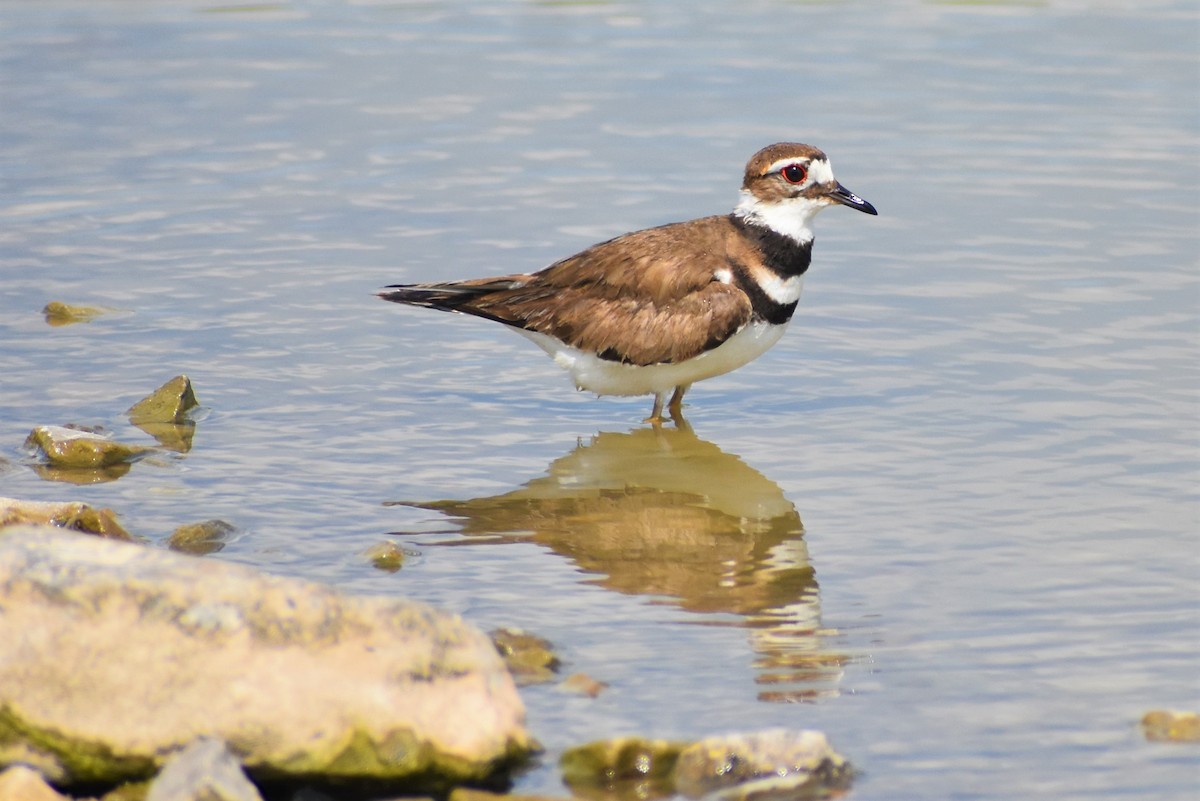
[731,206,814,278]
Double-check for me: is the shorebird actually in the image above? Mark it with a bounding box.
[379,142,877,422]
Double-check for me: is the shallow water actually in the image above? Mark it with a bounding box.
[1,1,1197,799]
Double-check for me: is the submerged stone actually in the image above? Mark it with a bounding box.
[127,375,199,425]
[42,300,111,326]
[167,520,236,555]
[25,425,151,469]
[0,526,532,790]
[364,540,406,572]
[1141,709,1200,743]
[0,497,137,541]
[491,627,561,686]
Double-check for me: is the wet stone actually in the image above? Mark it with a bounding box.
[491,627,561,685]
[167,520,236,555]
[559,672,608,698]
[25,425,152,470]
[560,737,684,800]
[672,730,851,801]
[42,300,111,326]
[364,540,407,572]
[127,375,199,425]
[0,497,137,541]
[1141,709,1200,743]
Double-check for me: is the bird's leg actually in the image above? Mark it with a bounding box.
[667,384,691,420]
[644,392,667,425]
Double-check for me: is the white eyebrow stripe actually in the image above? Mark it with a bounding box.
[763,157,835,185]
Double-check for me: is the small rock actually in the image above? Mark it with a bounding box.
[127,375,199,425]
[559,672,608,698]
[364,540,406,572]
[672,729,851,800]
[560,736,683,798]
[0,497,136,541]
[1141,709,1200,743]
[42,300,111,326]
[167,520,236,555]
[25,425,151,469]
[0,765,70,801]
[0,525,532,788]
[145,737,262,801]
[491,627,561,685]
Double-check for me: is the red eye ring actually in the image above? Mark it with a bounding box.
[781,163,808,184]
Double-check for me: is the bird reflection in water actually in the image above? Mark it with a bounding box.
[387,422,849,702]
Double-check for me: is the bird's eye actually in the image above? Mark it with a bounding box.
[781,163,808,184]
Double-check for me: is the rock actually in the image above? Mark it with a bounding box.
[0,497,137,541]
[1141,709,1200,743]
[0,765,70,801]
[491,628,560,685]
[127,376,199,425]
[167,520,236,555]
[25,425,152,470]
[672,730,851,800]
[563,730,851,801]
[145,738,261,801]
[42,300,111,326]
[364,540,406,572]
[559,672,608,698]
[0,526,532,790]
[560,737,683,799]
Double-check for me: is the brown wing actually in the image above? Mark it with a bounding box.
[460,217,753,366]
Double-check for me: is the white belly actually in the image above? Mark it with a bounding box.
[517,320,790,397]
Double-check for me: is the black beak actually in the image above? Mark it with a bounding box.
[829,182,877,215]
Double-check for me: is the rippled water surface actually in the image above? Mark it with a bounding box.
[1,1,1197,799]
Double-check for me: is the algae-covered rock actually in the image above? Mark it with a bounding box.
[42,300,111,326]
[1141,709,1200,743]
[364,540,406,572]
[0,526,532,789]
[127,375,199,425]
[672,730,851,800]
[167,520,236,555]
[563,730,850,801]
[144,738,261,801]
[0,497,137,541]
[25,425,151,470]
[0,764,70,801]
[560,737,684,799]
[491,627,561,686]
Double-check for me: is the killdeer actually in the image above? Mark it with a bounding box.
[379,142,877,422]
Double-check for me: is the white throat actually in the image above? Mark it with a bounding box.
[734,191,825,245]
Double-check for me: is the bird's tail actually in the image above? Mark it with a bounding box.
[376,276,528,313]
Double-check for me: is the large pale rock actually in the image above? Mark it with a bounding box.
[0,526,531,790]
